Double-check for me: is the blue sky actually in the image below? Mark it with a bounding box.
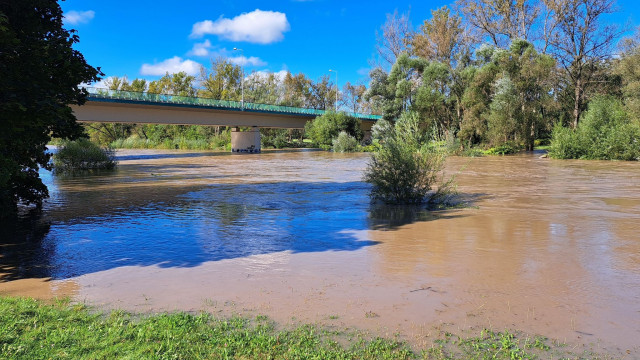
[60,0,640,89]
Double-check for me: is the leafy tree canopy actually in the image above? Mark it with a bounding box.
[0,0,101,218]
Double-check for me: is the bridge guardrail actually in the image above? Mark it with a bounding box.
[83,87,382,121]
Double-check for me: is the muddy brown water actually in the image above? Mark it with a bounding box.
[1,149,639,355]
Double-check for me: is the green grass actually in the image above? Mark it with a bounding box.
[0,297,620,359]
[0,297,412,360]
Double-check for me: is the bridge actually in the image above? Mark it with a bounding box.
[70,88,381,153]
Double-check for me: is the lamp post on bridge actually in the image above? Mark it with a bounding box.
[329,69,338,111]
[233,47,244,110]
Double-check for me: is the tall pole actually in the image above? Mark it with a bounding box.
[233,47,244,110]
[329,69,338,111]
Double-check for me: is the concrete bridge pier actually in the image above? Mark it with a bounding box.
[231,126,261,153]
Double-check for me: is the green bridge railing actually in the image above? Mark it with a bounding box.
[84,87,382,121]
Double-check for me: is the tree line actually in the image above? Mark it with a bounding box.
[367,0,640,154]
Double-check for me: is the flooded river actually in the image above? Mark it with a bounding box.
[1,149,639,355]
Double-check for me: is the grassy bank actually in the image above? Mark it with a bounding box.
[0,297,617,359]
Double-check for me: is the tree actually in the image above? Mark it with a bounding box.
[104,75,128,91]
[615,27,640,121]
[0,0,101,217]
[307,75,336,110]
[367,53,465,134]
[491,40,555,149]
[245,71,282,104]
[342,82,367,113]
[375,10,412,67]
[367,53,429,121]
[149,72,196,96]
[281,72,312,107]
[456,0,540,47]
[128,78,148,93]
[411,6,466,66]
[198,57,241,100]
[544,0,623,127]
[459,45,502,145]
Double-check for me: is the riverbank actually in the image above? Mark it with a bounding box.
[1,296,617,359]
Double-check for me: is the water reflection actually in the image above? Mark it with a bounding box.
[21,181,385,279]
[0,214,52,281]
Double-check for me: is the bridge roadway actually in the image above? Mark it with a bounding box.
[70,88,380,153]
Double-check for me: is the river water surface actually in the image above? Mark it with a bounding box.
[1,149,639,355]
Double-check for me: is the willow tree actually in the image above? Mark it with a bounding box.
[0,0,101,218]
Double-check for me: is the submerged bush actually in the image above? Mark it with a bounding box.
[484,142,520,155]
[363,112,455,205]
[53,138,117,171]
[549,96,640,160]
[332,131,359,152]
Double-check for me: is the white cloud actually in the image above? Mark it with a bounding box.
[229,56,267,67]
[64,10,95,25]
[140,57,201,76]
[248,70,288,82]
[188,43,267,67]
[80,78,109,89]
[190,40,213,56]
[190,9,290,44]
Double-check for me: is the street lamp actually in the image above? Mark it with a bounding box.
[233,47,244,110]
[329,69,338,111]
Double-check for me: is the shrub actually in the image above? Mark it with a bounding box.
[304,112,363,147]
[332,131,359,153]
[53,138,117,172]
[261,129,290,149]
[484,142,520,155]
[109,132,230,150]
[363,111,455,205]
[371,119,394,142]
[360,140,382,153]
[549,96,640,160]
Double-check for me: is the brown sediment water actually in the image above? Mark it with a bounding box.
[1,149,639,354]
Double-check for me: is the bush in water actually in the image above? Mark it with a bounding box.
[363,111,455,205]
[53,139,117,172]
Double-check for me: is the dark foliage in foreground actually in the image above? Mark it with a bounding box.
[0,0,101,218]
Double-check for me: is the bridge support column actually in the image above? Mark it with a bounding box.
[231,126,261,153]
